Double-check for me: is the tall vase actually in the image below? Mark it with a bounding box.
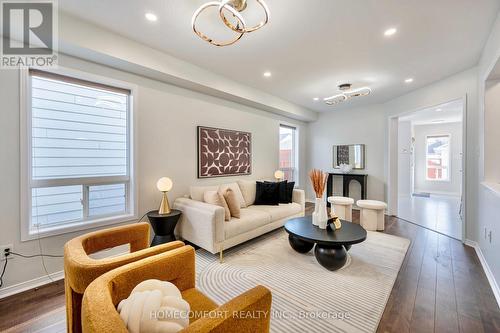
[312,198,320,226]
[317,199,328,229]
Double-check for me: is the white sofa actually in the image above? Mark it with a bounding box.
[173,180,305,257]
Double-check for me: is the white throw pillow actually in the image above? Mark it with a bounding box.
[218,182,246,208]
[117,279,190,333]
[189,185,218,202]
[237,180,256,206]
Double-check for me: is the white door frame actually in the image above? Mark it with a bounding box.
[387,95,467,242]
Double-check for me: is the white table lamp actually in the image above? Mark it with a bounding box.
[156,177,173,214]
[274,170,284,181]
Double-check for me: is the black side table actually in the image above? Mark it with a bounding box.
[147,209,182,246]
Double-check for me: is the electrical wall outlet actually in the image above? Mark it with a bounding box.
[0,244,13,261]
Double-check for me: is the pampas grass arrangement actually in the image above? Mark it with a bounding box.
[309,169,328,198]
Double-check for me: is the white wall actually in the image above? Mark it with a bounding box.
[397,121,412,197]
[0,54,308,292]
[413,122,463,195]
[484,79,500,182]
[307,104,386,202]
[308,67,478,239]
[477,12,500,298]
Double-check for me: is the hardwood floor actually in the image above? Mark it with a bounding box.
[0,279,66,332]
[0,203,499,332]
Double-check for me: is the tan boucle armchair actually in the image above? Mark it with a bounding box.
[64,222,185,333]
[81,245,272,333]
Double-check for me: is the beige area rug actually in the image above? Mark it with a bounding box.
[196,229,410,333]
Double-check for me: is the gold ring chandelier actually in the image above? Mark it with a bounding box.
[192,0,270,46]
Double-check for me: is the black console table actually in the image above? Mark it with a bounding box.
[326,173,368,206]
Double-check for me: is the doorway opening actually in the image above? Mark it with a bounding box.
[393,99,465,240]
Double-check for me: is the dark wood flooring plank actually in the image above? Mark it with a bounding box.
[377,218,427,333]
[467,248,500,332]
[0,279,65,331]
[410,230,437,333]
[435,234,460,333]
[451,239,486,333]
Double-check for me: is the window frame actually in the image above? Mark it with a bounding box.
[278,124,299,185]
[425,134,451,182]
[20,67,138,241]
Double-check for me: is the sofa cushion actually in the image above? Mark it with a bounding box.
[283,181,295,203]
[223,188,241,218]
[254,181,280,205]
[248,203,302,221]
[219,183,247,208]
[224,208,271,239]
[264,180,294,203]
[190,185,219,202]
[204,190,230,221]
[237,180,256,206]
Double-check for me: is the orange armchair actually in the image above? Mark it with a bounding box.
[81,245,272,333]
[64,222,185,333]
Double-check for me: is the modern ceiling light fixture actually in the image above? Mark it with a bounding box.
[145,12,158,22]
[384,27,397,36]
[192,0,270,47]
[323,83,372,106]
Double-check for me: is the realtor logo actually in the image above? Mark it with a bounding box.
[1,0,58,67]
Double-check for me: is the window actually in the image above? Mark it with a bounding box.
[426,135,450,181]
[279,125,298,183]
[22,69,135,239]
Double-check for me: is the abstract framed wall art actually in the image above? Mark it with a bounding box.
[197,126,252,178]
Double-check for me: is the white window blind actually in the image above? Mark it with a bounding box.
[28,70,132,232]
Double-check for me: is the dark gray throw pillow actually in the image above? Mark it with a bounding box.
[285,181,295,203]
[264,180,295,203]
[254,181,280,205]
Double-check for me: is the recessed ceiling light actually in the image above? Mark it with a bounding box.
[313,97,319,101]
[405,78,414,83]
[263,71,272,78]
[384,28,397,37]
[436,108,443,112]
[145,12,158,22]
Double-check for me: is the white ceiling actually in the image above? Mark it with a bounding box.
[399,99,463,125]
[59,0,500,113]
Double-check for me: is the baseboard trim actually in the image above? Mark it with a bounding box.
[0,270,64,300]
[465,239,500,308]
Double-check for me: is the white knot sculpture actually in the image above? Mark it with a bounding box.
[117,279,191,333]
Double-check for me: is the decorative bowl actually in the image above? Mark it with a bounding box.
[339,163,353,174]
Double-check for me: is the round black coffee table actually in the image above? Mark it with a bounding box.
[147,209,181,246]
[284,216,367,271]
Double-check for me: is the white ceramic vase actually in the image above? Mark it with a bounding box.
[317,199,328,229]
[312,198,319,226]
[313,198,328,229]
